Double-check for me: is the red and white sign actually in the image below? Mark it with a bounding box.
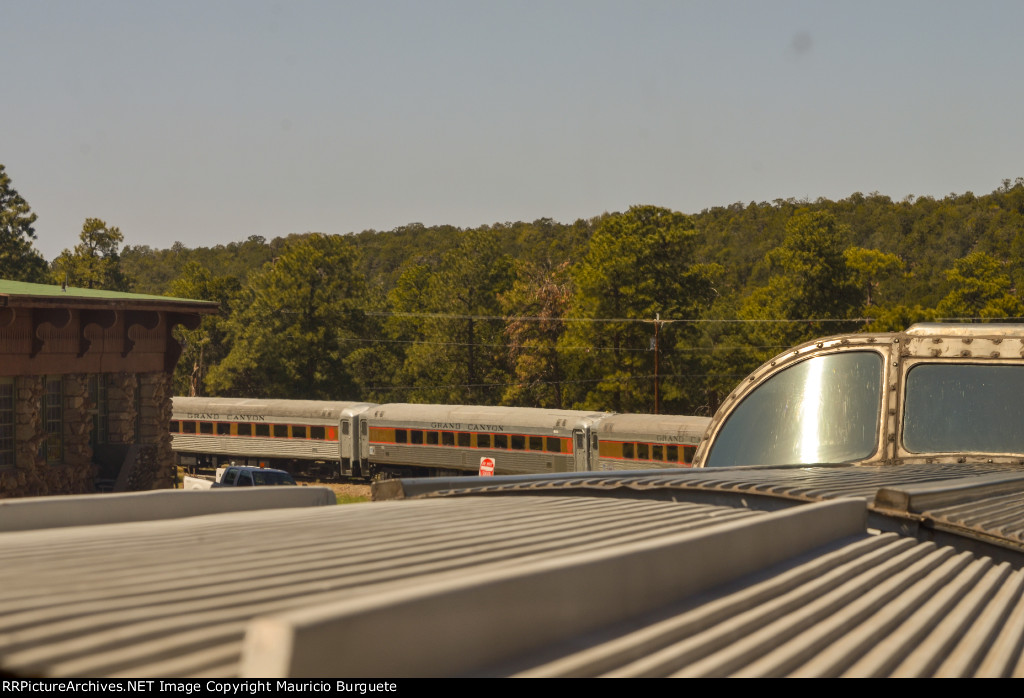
[479,457,495,477]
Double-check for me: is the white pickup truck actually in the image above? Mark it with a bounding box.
[182,465,297,490]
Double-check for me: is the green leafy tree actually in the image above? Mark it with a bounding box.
[167,262,241,396]
[562,205,720,413]
[500,261,573,408]
[740,211,862,356]
[51,218,131,290]
[935,252,1024,320]
[844,247,905,308]
[391,228,514,404]
[0,164,48,282]
[207,234,369,399]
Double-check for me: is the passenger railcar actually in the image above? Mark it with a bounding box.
[171,397,376,478]
[594,413,709,470]
[169,396,714,480]
[361,403,608,478]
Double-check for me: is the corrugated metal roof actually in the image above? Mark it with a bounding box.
[0,495,764,677]
[1,485,1022,678]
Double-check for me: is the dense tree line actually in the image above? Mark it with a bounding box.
[5,160,1024,415]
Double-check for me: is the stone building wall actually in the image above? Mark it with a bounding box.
[0,371,177,498]
[106,372,138,446]
[123,372,175,491]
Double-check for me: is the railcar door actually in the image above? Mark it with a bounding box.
[573,429,589,471]
[339,418,352,475]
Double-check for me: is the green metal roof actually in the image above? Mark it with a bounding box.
[0,279,218,309]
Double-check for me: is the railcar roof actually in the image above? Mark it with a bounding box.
[597,413,711,438]
[172,397,377,420]
[906,322,1024,337]
[367,403,609,429]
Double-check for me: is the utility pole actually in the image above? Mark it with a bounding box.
[653,313,660,414]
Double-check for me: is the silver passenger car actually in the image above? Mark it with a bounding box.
[171,397,376,478]
[361,403,608,477]
[594,413,710,470]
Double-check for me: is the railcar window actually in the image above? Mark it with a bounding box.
[545,437,560,453]
[637,443,649,460]
[361,422,367,435]
[273,424,288,438]
[623,443,634,459]
[652,445,663,461]
[254,423,270,437]
[411,430,423,445]
[342,422,350,436]
[511,435,525,450]
[426,431,439,445]
[395,429,408,444]
[476,433,491,448]
[494,434,508,449]
[442,431,455,446]
[293,425,307,439]
[169,421,180,433]
[705,351,883,467]
[684,446,696,463]
[182,421,197,435]
[667,445,678,462]
[238,423,252,437]
[904,363,1024,453]
[457,432,471,448]
[529,436,543,451]
[199,422,214,435]
[309,426,324,440]
[216,422,231,436]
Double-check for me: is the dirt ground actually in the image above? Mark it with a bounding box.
[305,481,372,503]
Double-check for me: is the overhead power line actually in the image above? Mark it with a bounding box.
[366,310,878,324]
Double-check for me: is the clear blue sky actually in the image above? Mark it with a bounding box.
[4,0,1023,260]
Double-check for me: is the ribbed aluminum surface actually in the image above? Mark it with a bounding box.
[0,496,761,678]
[511,533,1024,677]
[399,463,1024,548]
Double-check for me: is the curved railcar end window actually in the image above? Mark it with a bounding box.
[904,363,1024,454]
[705,351,883,467]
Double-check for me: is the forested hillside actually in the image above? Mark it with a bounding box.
[6,160,1024,416]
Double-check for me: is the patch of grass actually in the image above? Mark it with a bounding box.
[336,493,371,505]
